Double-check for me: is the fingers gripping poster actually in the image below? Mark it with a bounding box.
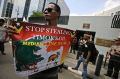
[11,22,73,76]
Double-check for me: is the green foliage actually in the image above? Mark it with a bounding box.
[30,11,44,17]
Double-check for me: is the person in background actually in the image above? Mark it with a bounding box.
[70,36,77,54]
[76,37,84,60]
[72,34,96,79]
[0,18,8,55]
[104,37,120,79]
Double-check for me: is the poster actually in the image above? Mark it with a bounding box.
[11,22,73,76]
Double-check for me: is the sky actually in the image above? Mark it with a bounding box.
[64,0,120,16]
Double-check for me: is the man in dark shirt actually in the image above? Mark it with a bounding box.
[28,2,61,79]
[72,34,96,79]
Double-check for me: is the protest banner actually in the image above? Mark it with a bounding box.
[11,22,73,76]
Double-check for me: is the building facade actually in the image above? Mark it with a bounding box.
[60,16,120,55]
[0,0,70,19]
[0,0,14,18]
[23,0,31,18]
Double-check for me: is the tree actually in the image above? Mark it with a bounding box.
[30,11,44,17]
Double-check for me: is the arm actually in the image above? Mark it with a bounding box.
[85,50,91,63]
[7,25,19,34]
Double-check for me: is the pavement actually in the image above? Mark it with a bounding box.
[64,53,106,79]
[0,42,119,79]
[0,42,80,79]
[65,52,120,79]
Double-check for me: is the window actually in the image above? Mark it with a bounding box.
[5,2,13,17]
[111,15,120,28]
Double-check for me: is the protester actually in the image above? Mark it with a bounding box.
[72,34,96,79]
[104,37,120,79]
[28,2,61,79]
[0,18,8,55]
[7,2,62,79]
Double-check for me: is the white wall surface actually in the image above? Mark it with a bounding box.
[0,0,4,16]
[59,16,120,54]
[11,0,26,18]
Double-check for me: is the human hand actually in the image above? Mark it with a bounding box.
[7,25,18,34]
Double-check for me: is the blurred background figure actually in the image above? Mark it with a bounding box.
[0,18,8,55]
[70,36,77,54]
[76,37,85,60]
[104,37,120,79]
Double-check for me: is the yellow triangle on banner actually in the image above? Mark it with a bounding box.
[15,26,23,33]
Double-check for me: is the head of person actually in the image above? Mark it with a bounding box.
[0,18,5,26]
[115,36,120,45]
[43,2,61,22]
[83,34,91,42]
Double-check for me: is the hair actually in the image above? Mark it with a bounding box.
[49,2,61,17]
[0,18,5,23]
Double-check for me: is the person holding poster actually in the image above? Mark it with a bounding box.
[28,2,61,79]
[8,2,72,79]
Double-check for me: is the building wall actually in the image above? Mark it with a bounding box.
[1,0,7,17]
[23,0,31,18]
[11,0,26,18]
[0,0,4,16]
[37,0,44,12]
[11,0,69,18]
[59,16,120,54]
[58,0,70,16]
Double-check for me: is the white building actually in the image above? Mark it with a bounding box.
[59,16,120,55]
[0,0,4,16]
[0,0,14,18]
[0,0,69,18]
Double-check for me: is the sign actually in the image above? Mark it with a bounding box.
[96,38,113,47]
[83,23,90,29]
[11,22,73,76]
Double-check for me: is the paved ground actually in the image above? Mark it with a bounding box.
[66,52,120,79]
[65,53,106,79]
[0,43,80,79]
[0,42,119,79]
